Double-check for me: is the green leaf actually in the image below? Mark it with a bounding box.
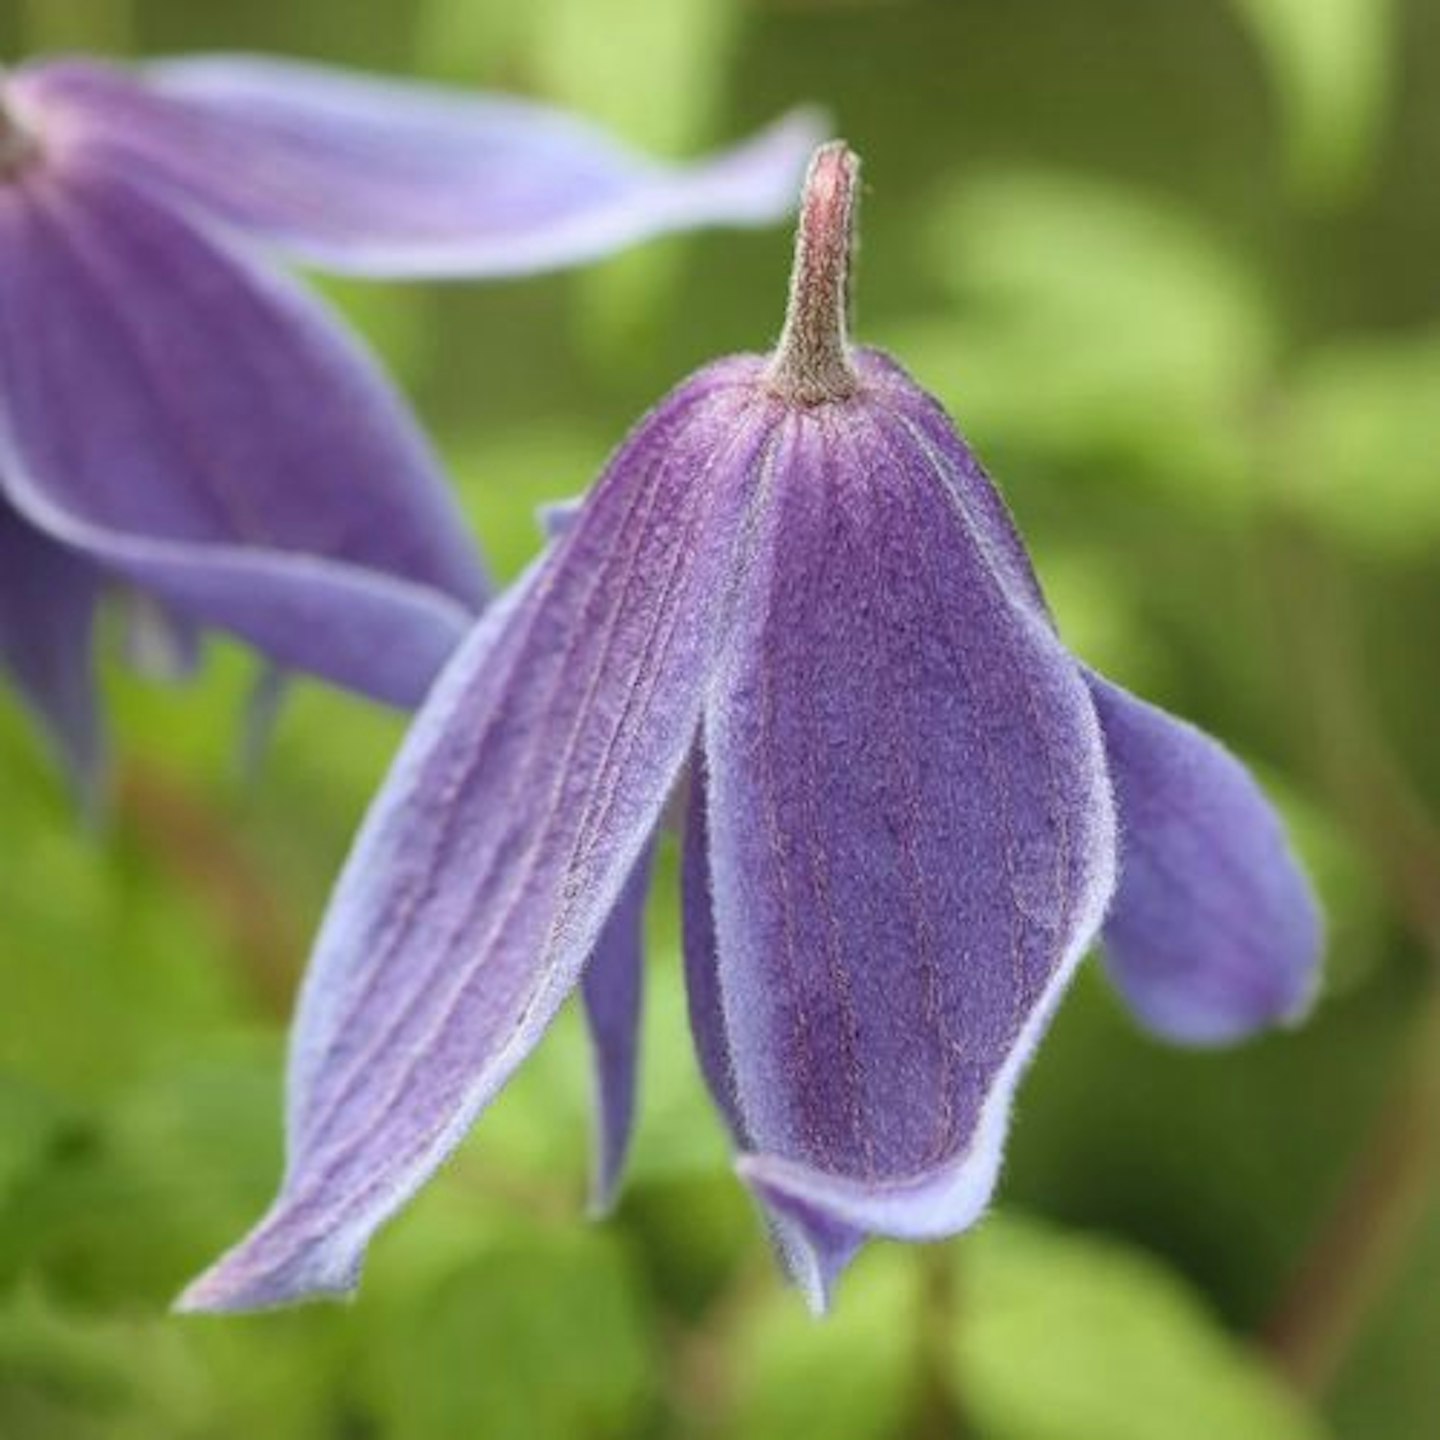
[0,1286,203,1440]
[0,1047,284,1306]
[892,172,1274,509]
[412,0,541,85]
[0,1080,72,1211]
[360,1219,658,1440]
[0,1284,344,1440]
[957,1215,1330,1440]
[1260,776,1386,999]
[1277,331,1440,551]
[444,421,613,582]
[726,1248,922,1440]
[0,790,244,1100]
[529,0,741,154]
[1027,542,1167,686]
[311,275,436,391]
[1229,0,1395,203]
[15,0,134,55]
[533,0,748,367]
[417,0,741,150]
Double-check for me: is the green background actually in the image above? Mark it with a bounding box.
[2,0,1438,1436]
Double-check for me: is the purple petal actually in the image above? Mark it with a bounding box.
[858,350,1052,621]
[581,841,655,1216]
[1087,671,1322,1045]
[699,365,1116,1307]
[13,56,824,278]
[684,756,863,1301]
[868,354,1321,1044]
[680,753,747,1146]
[0,162,486,708]
[177,360,778,1312]
[0,498,103,807]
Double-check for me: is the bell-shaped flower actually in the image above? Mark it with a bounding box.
[181,144,1321,1316]
[0,54,822,801]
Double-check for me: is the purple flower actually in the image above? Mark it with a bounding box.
[181,144,1321,1315]
[0,55,822,801]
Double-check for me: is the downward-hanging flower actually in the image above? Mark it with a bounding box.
[181,144,1321,1315]
[0,53,821,800]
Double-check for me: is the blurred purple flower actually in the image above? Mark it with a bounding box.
[181,144,1321,1316]
[0,54,823,802]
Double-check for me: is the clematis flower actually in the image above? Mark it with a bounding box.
[181,143,1321,1315]
[0,54,822,801]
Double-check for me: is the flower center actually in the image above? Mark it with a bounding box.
[765,140,862,406]
[0,92,40,181]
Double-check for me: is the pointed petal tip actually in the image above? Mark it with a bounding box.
[173,1218,363,1316]
[740,1160,867,1313]
[779,1227,851,1319]
[717,105,833,209]
[737,1142,1001,1247]
[584,1156,624,1222]
[659,105,832,233]
[1085,670,1324,1050]
[36,59,830,277]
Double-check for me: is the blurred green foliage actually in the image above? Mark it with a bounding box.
[1229,0,1395,203]
[2,0,1439,1437]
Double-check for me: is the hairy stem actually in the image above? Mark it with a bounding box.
[766,140,861,405]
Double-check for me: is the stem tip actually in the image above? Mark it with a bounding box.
[767,141,862,405]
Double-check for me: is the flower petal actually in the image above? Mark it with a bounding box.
[1086,670,1322,1044]
[700,388,1116,1307]
[581,841,655,1216]
[0,498,103,808]
[680,753,747,1146]
[177,362,777,1311]
[0,163,486,710]
[14,56,824,278]
[870,355,1322,1044]
[684,755,863,1299]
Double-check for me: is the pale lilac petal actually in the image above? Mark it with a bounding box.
[14,56,824,278]
[1086,671,1321,1044]
[699,378,1117,1307]
[0,499,103,807]
[0,164,485,708]
[177,360,777,1312]
[581,842,655,1215]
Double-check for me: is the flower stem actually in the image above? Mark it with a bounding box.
[1258,521,1440,1393]
[911,1245,975,1438]
[1264,991,1440,1392]
[766,140,862,405]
